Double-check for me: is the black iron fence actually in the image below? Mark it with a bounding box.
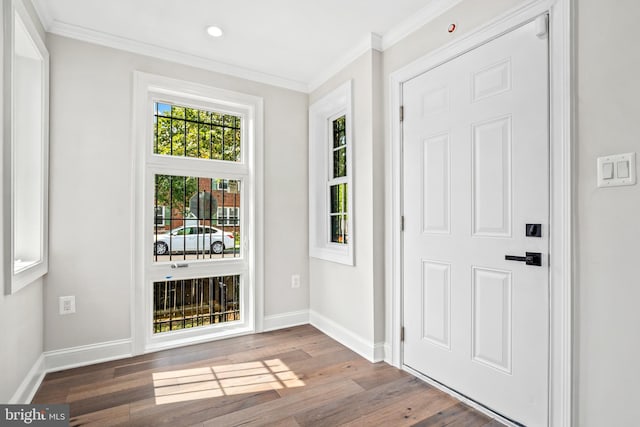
[153,275,240,333]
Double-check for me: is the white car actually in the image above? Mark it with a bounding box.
[154,225,235,255]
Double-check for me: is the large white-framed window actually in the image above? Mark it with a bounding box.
[309,80,353,265]
[132,72,263,353]
[2,0,49,294]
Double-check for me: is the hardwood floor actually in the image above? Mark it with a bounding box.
[32,325,505,426]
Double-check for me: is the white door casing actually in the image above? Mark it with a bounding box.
[402,20,549,426]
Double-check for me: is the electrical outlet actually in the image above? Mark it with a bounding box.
[291,274,300,289]
[59,296,76,315]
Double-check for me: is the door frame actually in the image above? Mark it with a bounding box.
[386,0,572,426]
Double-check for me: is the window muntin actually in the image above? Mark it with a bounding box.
[154,102,241,162]
[153,175,240,262]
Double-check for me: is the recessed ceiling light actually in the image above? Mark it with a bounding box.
[206,26,223,38]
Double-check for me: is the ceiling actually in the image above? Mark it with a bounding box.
[32,0,461,92]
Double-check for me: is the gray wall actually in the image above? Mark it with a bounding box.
[0,282,43,402]
[575,0,640,425]
[309,49,385,351]
[0,0,45,403]
[44,35,309,351]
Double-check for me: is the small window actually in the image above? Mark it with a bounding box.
[3,0,50,294]
[309,81,353,265]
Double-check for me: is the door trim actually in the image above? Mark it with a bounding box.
[386,1,572,426]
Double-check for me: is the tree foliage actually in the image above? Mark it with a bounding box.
[153,103,241,161]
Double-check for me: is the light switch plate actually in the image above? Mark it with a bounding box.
[597,152,636,188]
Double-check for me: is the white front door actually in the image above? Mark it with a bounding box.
[402,20,549,426]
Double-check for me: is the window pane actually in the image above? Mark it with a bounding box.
[330,215,348,244]
[172,120,185,157]
[156,117,171,154]
[153,275,240,333]
[330,183,347,214]
[171,105,185,119]
[154,102,241,162]
[157,103,171,116]
[185,107,199,121]
[333,146,347,178]
[333,115,346,148]
[153,174,241,262]
[186,121,199,158]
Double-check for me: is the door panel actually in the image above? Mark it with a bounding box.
[421,260,451,349]
[422,134,450,234]
[471,116,511,237]
[402,20,549,426]
[471,266,512,373]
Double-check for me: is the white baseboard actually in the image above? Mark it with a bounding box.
[12,312,383,403]
[9,354,46,404]
[263,309,310,332]
[44,339,133,373]
[383,343,393,364]
[309,310,385,363]
[373,342,387,362]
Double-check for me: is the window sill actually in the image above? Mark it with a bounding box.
[310,245,353,266]
[7,259,47,294]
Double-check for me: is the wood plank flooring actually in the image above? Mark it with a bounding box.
[32,325,505,426]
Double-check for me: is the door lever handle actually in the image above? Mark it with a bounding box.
[505,252,542,266]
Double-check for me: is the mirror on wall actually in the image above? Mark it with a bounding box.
[3,0,49,294]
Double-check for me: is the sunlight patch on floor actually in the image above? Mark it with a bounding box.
[152,359,305,405]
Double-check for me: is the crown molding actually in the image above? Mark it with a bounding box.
[31,0,464,94]
[307,33,382,93]
[45,20,309,93]
[381,0,464,50]
[30,0,53,31]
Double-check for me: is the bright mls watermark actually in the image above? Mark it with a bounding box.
[1,405,69,426]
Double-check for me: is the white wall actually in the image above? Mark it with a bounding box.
[0,0,45,403]
[44,35,309,352]
[308,50,385,359]
[575,0,640,425]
